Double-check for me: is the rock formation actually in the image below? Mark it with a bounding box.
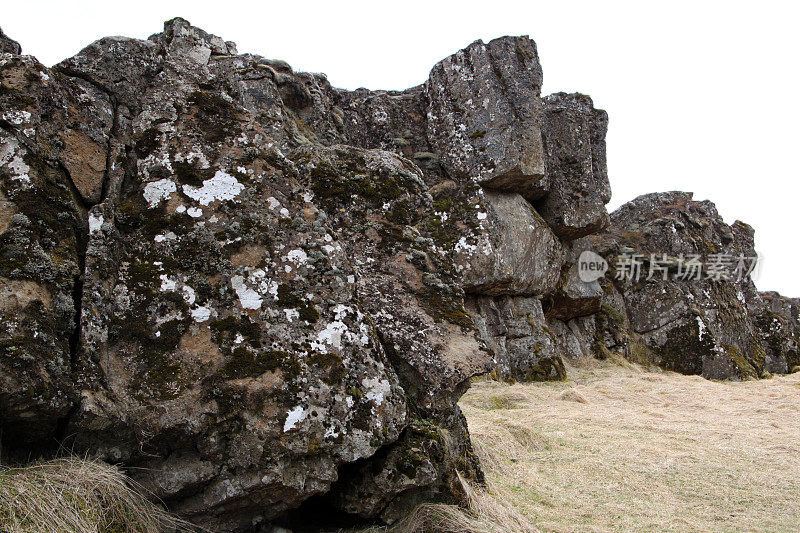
[1,18,797,531]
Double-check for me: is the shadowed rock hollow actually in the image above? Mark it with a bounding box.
[0,18,797,532]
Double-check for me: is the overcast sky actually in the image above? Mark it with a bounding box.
[5,1,799,295]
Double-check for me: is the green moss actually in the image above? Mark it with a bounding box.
[385,198,414,225]
[298,148,415,209]
[172,160,213,187]
[276,283,302,308]
[423,184,482,251]
[276,284,318,323]
[598,302,625,328]
[417,283,473,328]
[394,420,447,479]
[515,44,534,61]
[297,302,319,323]
[186,90,236,143]
[308,351,345,385]
[720,343,758,380]
[223,348,300,380]
[346,387,363,400]
[133,128,161,159]
[209,314,262,348]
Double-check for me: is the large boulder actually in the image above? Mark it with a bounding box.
[535,93,611,240]
[425,37,548,199]
[0,19,494,530]
[0,16,671,531]
[595,192,768,379]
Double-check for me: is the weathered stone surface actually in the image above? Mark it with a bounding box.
[0,51,114,446]
[426,36,548,199]
[8,15,799,533]
[0,27,21,55]
[535,93,611,240]
[753,292,800,374]
[595,192,768,379]
[10,20,492,530]
[545,237,603,320]
[457,190,563,296]
[0,54,113,204]
[548,315,597,362]
[0,128,82,447]
[468,295,564,381]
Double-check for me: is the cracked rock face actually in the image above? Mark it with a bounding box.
[0,18,623,530]
[593,192,771,380]
[0,27,21,55]
[4,16,800,532]
[536,92,611,240]
[426,36,548,199]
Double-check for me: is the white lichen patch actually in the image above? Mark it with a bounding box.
[181,148,210,169]
[159,274,178,292]
[187,206,203,218]
[2,110,31,125]
[697,315,709,340]
[454,236,478,254]
[314,320,348,353]
[143,179,177,208]
[362,377,391,406]
[182,170,244,205]
[154,231,178,243]
[312,305,370,353]
[191,305,212,322]
[284,308,299,322]
[89,213,104,234]
[231,275,263,310]
[0,139,31,186]
[286,249,308,265]
[283,405,308,432]
[182,285,196,305]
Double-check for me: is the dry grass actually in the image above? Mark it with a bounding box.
[0,457,195,533]
[358,472,537,533]
[460,359,800,532]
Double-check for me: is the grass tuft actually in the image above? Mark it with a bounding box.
[0,457,196,533]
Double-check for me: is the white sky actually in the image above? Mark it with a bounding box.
[5,1,800,295]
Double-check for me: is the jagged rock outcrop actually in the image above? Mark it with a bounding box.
[0,20,617,530]
[535,93,611,240]
[592,192,778,379]
[11,17,798,532]
[0,28,21,55]
[425,36,547,199]
[753,292,800,374]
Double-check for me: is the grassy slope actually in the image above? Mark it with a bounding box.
[460,359,800,532]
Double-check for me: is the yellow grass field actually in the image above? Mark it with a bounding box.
[460,359,800,532]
